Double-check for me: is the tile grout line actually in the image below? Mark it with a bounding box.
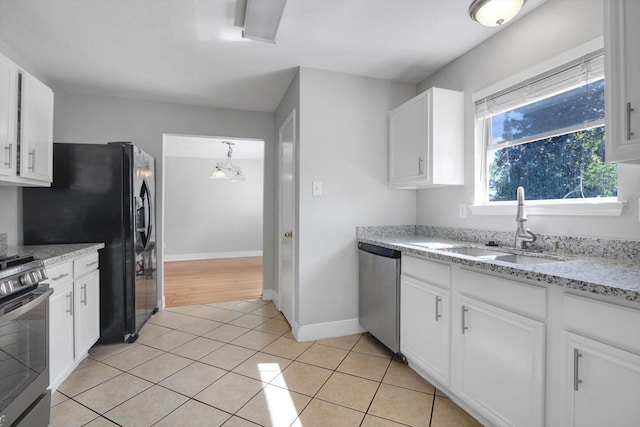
[56,300,445,427]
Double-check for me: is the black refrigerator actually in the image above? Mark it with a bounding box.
[23,142,158,344]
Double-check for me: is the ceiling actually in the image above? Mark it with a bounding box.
[165,135,264,160]
[0,0,546,113]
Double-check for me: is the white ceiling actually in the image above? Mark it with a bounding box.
[165,135,265,160]
[0,0,547,113]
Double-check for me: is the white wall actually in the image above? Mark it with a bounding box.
[296,67,416,333]
[416,0,640,240]
[164,156,263,259]
[52,92,277,299]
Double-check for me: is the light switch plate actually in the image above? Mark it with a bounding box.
[312,181,322,196]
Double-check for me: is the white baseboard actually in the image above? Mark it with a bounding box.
[262,288,275,302]
[164,251,263,262]
[296,318,366,342]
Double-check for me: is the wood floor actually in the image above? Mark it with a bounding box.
[164,257,263,307]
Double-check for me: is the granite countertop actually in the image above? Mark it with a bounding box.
[359,235,640,305]
[1,243,105,266]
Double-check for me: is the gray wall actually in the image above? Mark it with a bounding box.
[164,156,263,259]
[52,91,276,301]
[416,0,640,240]
[296,67,416,329]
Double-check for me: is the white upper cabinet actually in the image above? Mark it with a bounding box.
[0,54,18,177]
[0,52,54,186]
[20,72,54,182]
[388,87,463,189]
[604,0,640,162]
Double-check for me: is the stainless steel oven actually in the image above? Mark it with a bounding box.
[0,256,52,427]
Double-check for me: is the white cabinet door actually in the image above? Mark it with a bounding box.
[388,87,463,189]
[605,0,640,162]
[74,270,100,358]
[454,296,545,427]
[389,92,428,183]
[0,54,17,177]
[401,276,450,386]
[563,332,640,427]
[49,280,74,390]
[19,72,53,182]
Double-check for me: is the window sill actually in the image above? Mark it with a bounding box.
[469,199,626,217]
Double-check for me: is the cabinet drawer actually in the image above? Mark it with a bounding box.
[46,261,73,288]
[563,294,640,353]
[74,252,99,279]
[402,255,450,288]
[456,268,546,319]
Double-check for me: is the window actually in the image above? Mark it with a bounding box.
[475,50,617,204]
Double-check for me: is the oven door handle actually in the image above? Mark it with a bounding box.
[0,287,53,323]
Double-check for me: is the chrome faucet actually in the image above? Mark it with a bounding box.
[514,186,537,250]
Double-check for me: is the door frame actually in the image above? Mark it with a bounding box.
[160,133,265,309]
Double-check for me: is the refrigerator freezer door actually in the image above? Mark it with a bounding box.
[132,146,157,336]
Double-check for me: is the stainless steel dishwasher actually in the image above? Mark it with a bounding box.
[358,242,406,363]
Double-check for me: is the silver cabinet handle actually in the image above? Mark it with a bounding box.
[418,156,424,175]
[461,305,469,334]
[574,348,583,391]
[81,283,87,305]
[65,292,73,315]
[627,102,635,141]
[3,144,11,167]
[435,296,442,321]
[85,261,98,268]
[52,273,69,281]
[28,149,36,171]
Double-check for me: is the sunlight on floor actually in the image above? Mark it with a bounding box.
[259,362,301,426]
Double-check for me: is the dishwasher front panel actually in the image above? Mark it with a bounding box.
[358,243,401,354]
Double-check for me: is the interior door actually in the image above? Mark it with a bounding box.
[278,110,296,326]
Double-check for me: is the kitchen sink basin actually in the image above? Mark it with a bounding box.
[438,246,564,265]
[441,247,508,257]
[493,254,561,265]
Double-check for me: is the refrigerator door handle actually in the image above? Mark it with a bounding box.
[137,180,152,250]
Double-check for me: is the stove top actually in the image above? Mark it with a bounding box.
[0,254,36,271]
[0,254,46,299]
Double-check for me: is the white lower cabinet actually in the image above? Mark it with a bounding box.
[74,269,100,358]
[401,276,450,386]
[48,277,74,389]
[454,295,545,427]
[399,253,640,426]
[563,332,640,427]
[560,293,640,427]
[47,250,100,391]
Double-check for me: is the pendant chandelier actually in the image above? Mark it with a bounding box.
[210,141,246,181]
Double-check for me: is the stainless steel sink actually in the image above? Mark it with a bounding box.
[441,247,508,257]
[493,254,561,265]
[438,246,564,265]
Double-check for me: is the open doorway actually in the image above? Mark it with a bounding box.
[162,134,265,307]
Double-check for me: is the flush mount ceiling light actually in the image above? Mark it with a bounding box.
[469,0,527,27]
[210,141,246,181]
[241,0,287,43]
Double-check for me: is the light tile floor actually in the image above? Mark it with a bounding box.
[50,299,482,427]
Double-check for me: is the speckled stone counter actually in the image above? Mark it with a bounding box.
[357,226,640,305]
[1,243,105,266]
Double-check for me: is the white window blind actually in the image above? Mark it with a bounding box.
[475,50,605,120]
